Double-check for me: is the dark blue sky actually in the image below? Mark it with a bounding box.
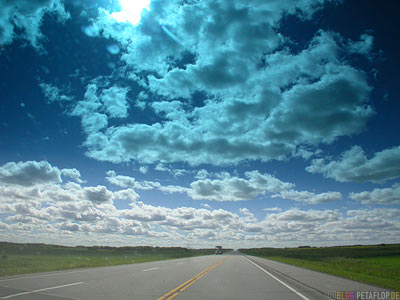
[0,0,399,247]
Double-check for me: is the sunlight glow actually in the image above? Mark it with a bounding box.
[112,0,151,25]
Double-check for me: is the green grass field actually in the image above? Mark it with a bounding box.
[0,242,230,277]
[240,244,400,290]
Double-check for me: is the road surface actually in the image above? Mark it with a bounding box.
[0,251,389,300]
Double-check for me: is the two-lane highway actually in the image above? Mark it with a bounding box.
[0,252,389,299]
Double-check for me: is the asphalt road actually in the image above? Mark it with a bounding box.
[0,251,389,300]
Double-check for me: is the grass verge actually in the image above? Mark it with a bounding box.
[1,242,230,277]
[264,256,399,290]
[240,244,400,290]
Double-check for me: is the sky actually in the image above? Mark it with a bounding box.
[0,0,399,248]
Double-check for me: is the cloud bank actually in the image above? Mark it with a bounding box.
[307,146,400,183]
[0,160,399,247]
[65,0,375,167]
[107,169,341,204]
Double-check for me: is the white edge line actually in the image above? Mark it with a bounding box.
[0,256,198,282]
[244,257,311,300]
[141,267,160,272]
[0,264,129,282]
[177,262,185,265]
[1,282,84,299]
[0,270,91,282]
[0,257,194,282]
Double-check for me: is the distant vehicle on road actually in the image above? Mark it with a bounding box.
[215,246,222,254]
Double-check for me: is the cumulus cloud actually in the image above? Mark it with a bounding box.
[0,161,62,186]
[0,221,10,230]
[0,164,139,205]
[71,82,132,137]
[106,170,161,190]
[113,188,140,202]
[71,83,108,134]
[74,1,375,166]
[39,83,73,103]
[1,176,400,246]
[139,166,148,174]
[195,169,210,180]
[200,203,211,209]
[349,183,400,205]
[276,190,342,204]
[83,186,113,204]
[203,171,340,204]
[348,33,374,56]
[239,208,257,223]
[100,86,130,118]
[157,170,341,203]
[155,163,190,177]
[106,44,120,55]
[61,168,84,183]
[268,208,339,222]
[0,0,70,48]
[187,171,294,201]
[321,209,400,235]
[158,184,189,194]
[306,145,400,183]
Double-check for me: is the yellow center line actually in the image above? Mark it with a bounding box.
[158,265,214,300]
[158,257,227,300]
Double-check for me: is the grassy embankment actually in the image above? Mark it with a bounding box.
[240,244,400,290]
[0,242,231,277]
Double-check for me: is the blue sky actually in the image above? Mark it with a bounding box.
[0,0,399,248]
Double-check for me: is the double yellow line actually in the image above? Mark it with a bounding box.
[158,257,227,300]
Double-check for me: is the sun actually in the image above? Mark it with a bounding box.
[112,0,151,25]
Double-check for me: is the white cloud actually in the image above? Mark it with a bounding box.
[82,24,101,37]
[0,161,62,187]
[155,163,169,172]
[294,147,315,160]
[100,86,130,118]
[195,169,210,180]
[0,4,15,46]
[349,183,400,205]
[200,203,211,209]
[264,207,282,212]
[113,188,140,202]
[158,185,190,194]
[139,166,148,174]
[187,171,294,201]
[267,208,339,222]
[1,174,400,247]
[0,171,138,206]
[61,168,84,183]
[80,13,374,166]
[106,170,160,190]
[239,208,257,223]
[83,186,114,204]
[157,170,341,204]
[0,221,10,230]
[276,190,342,204]
[348,33,374,56]
[322,209,400,234]
[71,83,108,134]
[71,82,132,137]
[39,83,73,103]
[0,0,70,49]
[306,145,400,183]
[106,44,120,55]
[154,163,190,177]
